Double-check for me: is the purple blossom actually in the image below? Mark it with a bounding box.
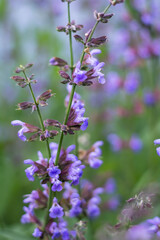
[143,91,156,106]
[67,99,89,133]
[88,141,103,168]
[105,178,116,194]
[51,178,63,192]
[129,135,143,152]
[24,151,48,181]
[107,196,119,210]
[32,228,43,238]
[126,224,151,240]
[107,133,122,152]
[11,120,28,141]
[49,197,64,218]
[124,72,140,94]
[21,206,39,224]
[154,139,160,156]
[49,219,73,240]
[69,197,82,217]
[92,62,106,84]
[146,217,160,237]
[73,62,87,84]
[47,166,61,178]
[106,72,122,94]
[85,49,101,67]
[87,203,100,219]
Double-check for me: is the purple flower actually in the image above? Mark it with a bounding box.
[146,217,160,237]
[68,160,85,185]
[87,203,100,219]
[84,141,103,169]
[21,206,39,224]
[24,160,38,181]
[66,99,89,133]
[92,62,106,84]
[49,197,64,218]
[105,178,116,194]
[129,135,143,152]
[154,139,160,156]
[107,196,119,210]
[126,224,151,240]
[85,49,101,67]
[124,72,140,94]
[143,91,156,106]
[11,120,28,141]
[24,152,48,181]
[47,166,61,178]
[73,62,87,84]
[106,72,122,94]
[11,120,40,141]
[51,178,63,192]
[141,13,153,26]
[49,219,73,240]
[32,228,43,238]
[69,197,82,217]
[107,133,122,152]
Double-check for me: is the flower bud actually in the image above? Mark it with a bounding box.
[44,119,61,128]
[87,36,107,47]
[56,26,66,32]
[17,102,34,110]
[49,57,68,67]
[59,71,71,80]
[109,0,124,6]
[37,90,54,106]
[10,76,27,88]
[74,35,84,44]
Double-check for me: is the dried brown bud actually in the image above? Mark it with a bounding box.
[49,130,59,138]
[17,102,34,110]
[82,81,93,86]
[94,11,114,23]
[37,90,54,106]
[15,63,33,73]
[25,63,33,69]
[10,76,27,88]
[11,76,25,82]
[61,79,70,84]
[56,26,66,32]
[59,71,71,80]
[74,35,84,44]
[49,57,68,67]
[109,0,124,6]
[28,133,40,142]
[87,36,107,47]
[44,119,61,128]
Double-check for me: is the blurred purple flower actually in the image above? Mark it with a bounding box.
[105,178,116,194]
[107,133,122,152]
[129,135,143,152]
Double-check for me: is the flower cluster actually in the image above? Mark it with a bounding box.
[10,0,126,239]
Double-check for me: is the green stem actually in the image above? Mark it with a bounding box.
[68,2,74,71]
[23,71,52,232]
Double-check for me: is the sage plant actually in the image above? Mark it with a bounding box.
[11,0,124,239]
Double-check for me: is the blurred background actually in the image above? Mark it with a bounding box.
[0,0,160,239]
